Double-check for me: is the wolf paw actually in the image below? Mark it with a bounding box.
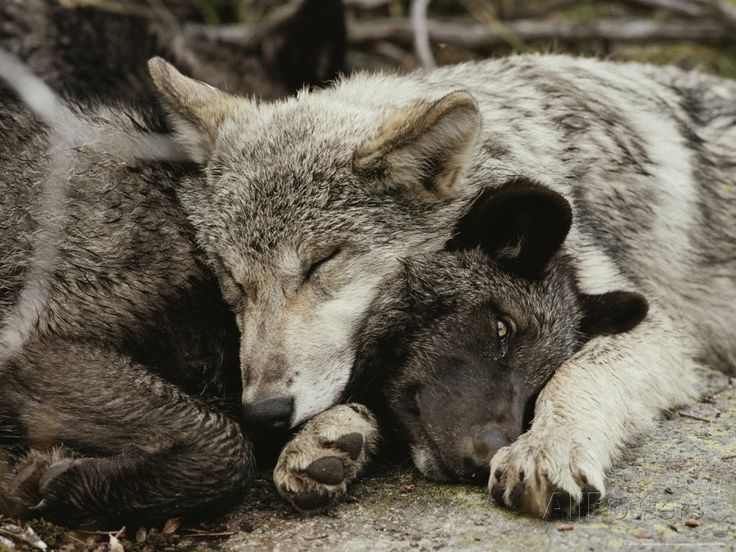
[274,404,378,513]
[488,430,605,518]
[1,448,81,520]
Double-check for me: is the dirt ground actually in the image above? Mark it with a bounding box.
[220,368,736,551]
[1,369,733,551]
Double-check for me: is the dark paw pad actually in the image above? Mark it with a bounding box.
[306,457,344,485]
[292,491,331,511]
[334,433,363,461]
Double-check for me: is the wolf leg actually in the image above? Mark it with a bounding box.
[488,308,699,518]
[0,340,255,527]
[273,403,378,512]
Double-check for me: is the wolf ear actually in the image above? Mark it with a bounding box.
[449,178,573,278]
[579,291,649,337]
[353,91,481,199]
[148,57,248,163]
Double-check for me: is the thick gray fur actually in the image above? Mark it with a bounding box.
[0,0,348,526]
[2,51,734,523]
[353,182,648,517]
[0,91,256,527]
[152,53,734,516]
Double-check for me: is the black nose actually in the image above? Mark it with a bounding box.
[242,396,294,430]
[461,428,510,482]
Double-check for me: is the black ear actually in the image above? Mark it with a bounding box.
[263,0,347,91]
[579,291,649,337]
[449,178,573,278]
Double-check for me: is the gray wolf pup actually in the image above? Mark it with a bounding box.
[353,180,647,509]
[141,54,734,516]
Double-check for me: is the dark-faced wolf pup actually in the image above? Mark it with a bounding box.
[353,179,648,516]
[132,54,733,517]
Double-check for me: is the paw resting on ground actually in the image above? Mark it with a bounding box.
[274,404,378,513]
[1,447,80,520]
[488,430,605,518]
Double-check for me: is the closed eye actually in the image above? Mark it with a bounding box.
[304,248,341,282]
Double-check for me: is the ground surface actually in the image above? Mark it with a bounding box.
[1,370,733,552]
[220,369,736,551]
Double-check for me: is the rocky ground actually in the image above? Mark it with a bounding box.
[5,369,732,552]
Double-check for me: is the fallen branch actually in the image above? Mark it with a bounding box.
[344,0,584,18]
[622,0,712,17]
[348,16,736,49]
[410,0,435,67]
[343,0,394,8]
[625,0,736,26]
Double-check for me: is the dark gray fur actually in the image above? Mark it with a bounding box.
[0,0,348,525]
[354,182,647,491]
[0,92,254,527]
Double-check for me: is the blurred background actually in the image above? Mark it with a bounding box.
[95,0,736,77]
[3,0,734,104]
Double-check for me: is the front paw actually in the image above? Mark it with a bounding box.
[2,448,82,522]
[274,404,378,513]
[488,430,605,518]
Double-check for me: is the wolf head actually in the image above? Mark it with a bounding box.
[354,180,648,482]
[147,58,482,427]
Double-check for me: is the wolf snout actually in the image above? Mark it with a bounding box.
[460,427,511,482]
[242,396,294,430]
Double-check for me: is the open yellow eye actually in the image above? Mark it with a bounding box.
[497,319,509,338]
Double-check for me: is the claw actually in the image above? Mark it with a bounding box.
[28,499,47,512]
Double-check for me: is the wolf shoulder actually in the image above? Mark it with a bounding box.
[0,93,207,336]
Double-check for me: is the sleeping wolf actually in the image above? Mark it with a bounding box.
[136,54,734,516]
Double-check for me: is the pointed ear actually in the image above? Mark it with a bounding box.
[579,291,649,337]
[148,57,246,163]
[353,91,481,199]
[449,178,573,278]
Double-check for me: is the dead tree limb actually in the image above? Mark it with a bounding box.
[622,0,712,17]
[624,0,736,26]
[348,16,736,49]
[344,0,583,17]
[411,0,435,67]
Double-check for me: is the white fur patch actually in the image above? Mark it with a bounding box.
[286,269,388,426]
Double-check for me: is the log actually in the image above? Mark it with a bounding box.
[348,16,736,49]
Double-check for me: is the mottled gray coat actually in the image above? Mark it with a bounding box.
[142,54,734,517]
